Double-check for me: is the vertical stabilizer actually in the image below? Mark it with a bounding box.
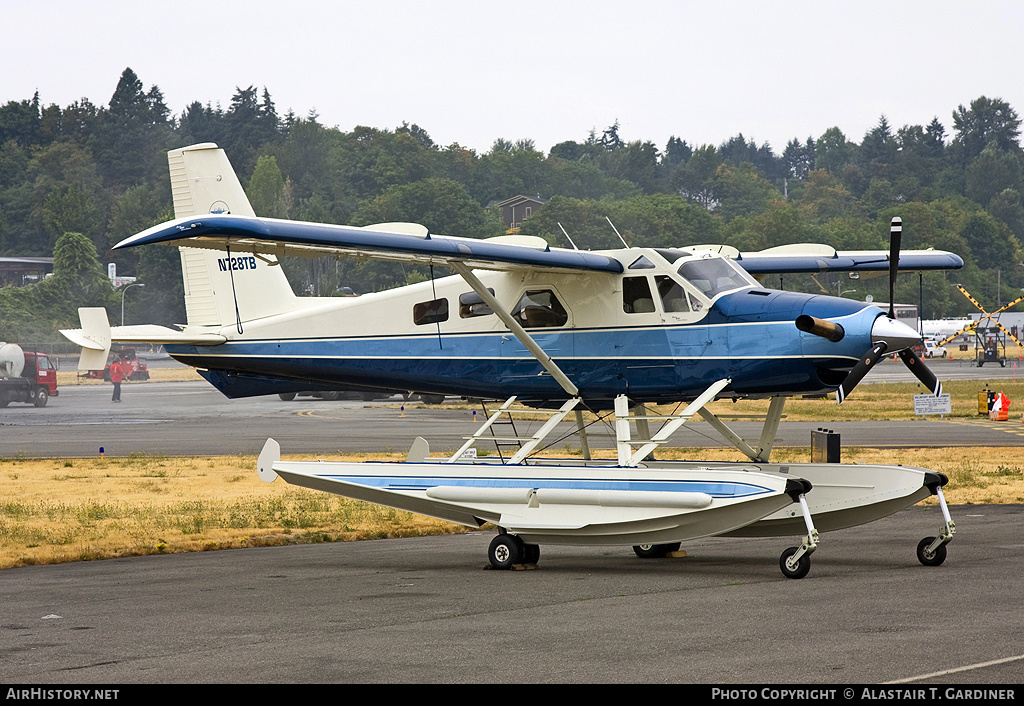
[168,144,297,327]
[168,143,255,219]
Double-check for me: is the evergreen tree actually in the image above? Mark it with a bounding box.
[246,155,292,218]
[0,231,116,341]
[178,101,226,145]
[782,137,815,181]
[95,68,174,189]
[662,136,692,172]
[0,92,41,147]
[951,96,1022,162]
[600,120,623,151]
[815,127,855,175]
[857,116,898,181]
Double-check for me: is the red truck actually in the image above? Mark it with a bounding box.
[0,343,59,407]
[84,347,150,381]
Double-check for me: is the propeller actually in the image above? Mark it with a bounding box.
[888,217,901,319]
[832,217,942,403]
[835,342,888,404]
[898,348,942,396]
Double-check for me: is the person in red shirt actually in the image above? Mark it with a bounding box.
[109,357,124,403]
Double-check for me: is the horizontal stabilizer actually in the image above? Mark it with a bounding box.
[102,324,227,345]
[61,308,110,370]
[61,310,227,356]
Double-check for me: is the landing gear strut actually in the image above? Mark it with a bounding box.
[779,493,818,579]
[917,473,955,567]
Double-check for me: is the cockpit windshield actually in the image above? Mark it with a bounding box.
[675,256,757,299]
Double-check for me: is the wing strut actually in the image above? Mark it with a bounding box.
[614,388,785,465]
[616,379,731,466]
[450,262,579,397]
[697,396,786,463]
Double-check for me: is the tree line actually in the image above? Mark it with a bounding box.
[1,67,1022,338]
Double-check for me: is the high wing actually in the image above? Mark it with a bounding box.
[686,242,964,275]
[114,214,624,274]
[116,216,963,277]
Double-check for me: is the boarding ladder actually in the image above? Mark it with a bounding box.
[448,396,582,465]
[479,397,525,462]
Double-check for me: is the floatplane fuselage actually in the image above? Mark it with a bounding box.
[164,246,897,409]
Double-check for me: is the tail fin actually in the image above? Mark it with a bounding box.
[62,308,111,370]
[168,143,256,219]
[168,144,297,328]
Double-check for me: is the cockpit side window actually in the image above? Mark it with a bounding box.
[623,276,656,313]
[655,275,692,313]
[676,258,755,299]
[511,289,568,328]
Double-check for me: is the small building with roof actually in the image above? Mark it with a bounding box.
[495,195,546,233]
[0,257,54,287]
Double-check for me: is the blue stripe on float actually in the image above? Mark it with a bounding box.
[322,473,775,498]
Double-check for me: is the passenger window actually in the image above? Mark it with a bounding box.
[623,276,656,314]
[413,298,449,325]
[511,290,568,328]
[459,289,494,318]
[655,275,691,313]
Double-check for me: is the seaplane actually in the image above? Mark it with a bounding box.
[63,144,964,578]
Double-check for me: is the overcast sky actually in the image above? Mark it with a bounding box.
[5,1,1024,155]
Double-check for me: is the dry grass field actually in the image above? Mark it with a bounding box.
[0,452,466,569]
[56,366,204,386]
[2,445,1022,570]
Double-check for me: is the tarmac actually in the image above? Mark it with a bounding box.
[2,375,1024,459]
[1,504,1021,684]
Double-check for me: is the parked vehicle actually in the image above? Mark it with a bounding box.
[923,339,947,358]
[84,347,150,381]
[0,342,58,407]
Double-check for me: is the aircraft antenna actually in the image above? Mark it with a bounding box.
[557,222,580,250]
[430,264,443,350]
[224,242,244,335]
[606,217,630,248]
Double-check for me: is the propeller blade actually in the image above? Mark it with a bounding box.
[888,217,902,320]
[898,348,942,396]
[836,342,888,404]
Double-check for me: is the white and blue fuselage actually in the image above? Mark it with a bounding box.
[160,245,886,408]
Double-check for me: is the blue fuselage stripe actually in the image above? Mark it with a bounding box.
[169,295,881,403]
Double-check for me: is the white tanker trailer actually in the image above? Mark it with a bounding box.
[0,342,59,407]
